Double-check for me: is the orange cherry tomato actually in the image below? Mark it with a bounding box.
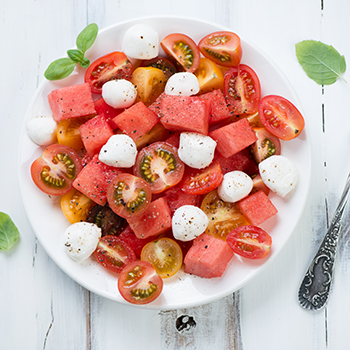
[194,58,224,94]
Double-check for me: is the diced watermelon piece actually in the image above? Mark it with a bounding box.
[127,197,172,239]
[184,233,234,278]
[94,97,124,129]
[79,114,115,157]
[237,190,278,226]
[118,225,154,258]
[164,132,180,148]
[159,94,210,135]
[113,101,159,141]
[48,83,96,122]
[197,89,233,124]
[209,118,258,158]
[72,154,122,205]
[164,186,201,215]
[148,92,166,117]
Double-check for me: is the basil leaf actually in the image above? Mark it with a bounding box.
[79,57,90,68]
[295,40,347,85]
[0,212,19,252]
[76,23,99,54]
[44,58,76,80]
[67,49,85,63]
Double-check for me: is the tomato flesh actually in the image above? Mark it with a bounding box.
[141,237,183,278]
[179,160,223,195]
[226,225,272,259]
[198,31,242,67]
[84,51,134,94]
[250,127,281,163]
[107,173,152,219]
[31,144,82,196]
[118,260,163,305]
[194,58,224,94]
[140,56,177,80]
[224,64,261,115]
[94,235,136,273]
[133,141,185,194]
[258,95,305,141]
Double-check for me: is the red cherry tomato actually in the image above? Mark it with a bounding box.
[133,142,185,194]
[118,260,163,305]
[161,33,200,73]
[140,56,178,80]
[250,127,281,163]
[198,31,242,67]
[84,51,134,94]
[179,160,223,195]
[30,144,82,196]
[106,173,152,219]
[226,225,272,259]
[258,95,305,141]
[224,64,261,115]
[94,235,136,273]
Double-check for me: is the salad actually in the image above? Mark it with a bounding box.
[27,21,305,306]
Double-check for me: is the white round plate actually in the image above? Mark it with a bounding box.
[19,16,311,310]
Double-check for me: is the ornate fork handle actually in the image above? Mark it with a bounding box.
[298,172,350,311]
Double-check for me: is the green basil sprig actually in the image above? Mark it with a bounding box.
[44,23,99,81]
[0,212,20,252]
[295,40,346,85]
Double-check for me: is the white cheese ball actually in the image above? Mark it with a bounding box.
[164,72,200,96]
[172,205,209,242]
[217,171,253,203]
[27,115,57,146]
[178,132,216,169]
[63,222,102,262]
[259,155,298,197]
[122,23,159,59]
[102,79,137,109]
[99,134,137,168]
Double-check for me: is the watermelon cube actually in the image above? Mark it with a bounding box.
[94,97,124,129]
[48,83,96,122]
[113,101,159,141]
[209,118,258,158]
[237,190,278,226]
[127,197,172,239]
[79,114,115,157]
[148,92,166,117]
[159,94,210,135]
[72,154,122,205]
[197,89,233,124]
[184,233,234,278]
[164,186,201,215]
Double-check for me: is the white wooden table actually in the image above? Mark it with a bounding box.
[2,1,350,349]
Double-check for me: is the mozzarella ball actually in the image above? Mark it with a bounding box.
[63,222,102,262]
[27,115,57,146]
[102,79,137,109]
[259,155,298,197]
[122,24,159,59]
[164,72,200,96]
[217,171,253,203]
[178,132,216,169]
[172,205,209,242]
[99,134,137,168]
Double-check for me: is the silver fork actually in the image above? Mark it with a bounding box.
[298,172,350,311]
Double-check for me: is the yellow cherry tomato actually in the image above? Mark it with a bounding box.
[194,58,224,94]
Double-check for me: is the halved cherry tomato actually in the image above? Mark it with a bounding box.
[131,67,166,106]
[84,51,134,94]
[194,58,224,94]
[251,175,270,196]
[250,127,281,163]
[61,188,95,224]
[31,144,82,196]
[179,160,223,195]
[140,56,177,80]
[198,31,242,67]
[224,64,261,115]
[118,260,163,305]
[141,237,183,278]
[106,173,152,219]
[133,142,185,194]
[258,95,305,141]
[201,189,250,240]
[161,33,200,73]
[94,235,136,273]
[226,225,272,259]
